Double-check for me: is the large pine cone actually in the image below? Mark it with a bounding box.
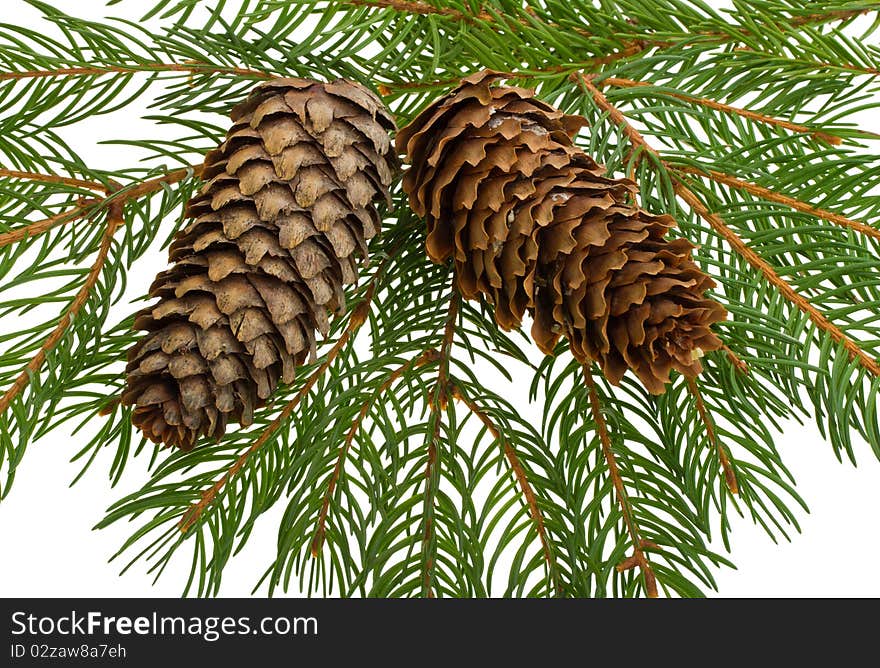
[397,71,725,393]
[123,78,396,449]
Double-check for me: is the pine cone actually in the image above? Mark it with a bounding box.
[123,78,396,449]
[397,71,726,393]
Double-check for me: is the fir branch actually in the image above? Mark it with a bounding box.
[0,203,95,248]
[0,63,271,81]
[675,165,880,243]
[0,168,115,193]
[421,293,459,598]
[599,77,845,145]
[576,72,880,379]
[448,381,559,594]
[310,347,440,556]
[582,365,658,598]
[0,202,124,415]
[0,165,200,248]
[178,278,381,533]
[686,377,739,495]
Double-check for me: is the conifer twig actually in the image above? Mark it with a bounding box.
[576,72,880,379]
[348,0,492,23]
[0,203,96,248]
[0,166,201,248]
[0,169,114,192]
[733,47,880,77]
[676,166,880,243]
[448,381,560,594]
[179,279,381,533]
[0,63,271,81]
[686,378,738,495]
[0,202,125,415]
[582,365,658,598]
[356,3,875,80]
[422,294,459,598]
[0,165,204,414]
[599,77,844,145]
[722,344,749,375]
[310,348,441,556]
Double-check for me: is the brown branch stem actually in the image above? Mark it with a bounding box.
[310,348,440,556]
[0,165,205,417]
[422,294,459,598]
[448,381,560,594]
[600,77,843,145]
[577,72,880,379]
[686,378,738,495]
[347,0,492,22]
[582,366,658,598]
[0,165,201,249]
[0,168,114,192]
[0,203,125,415]
[0,204,94,248]
[722,344,749,375]
[179,281,380,533]
[676,166,880,243]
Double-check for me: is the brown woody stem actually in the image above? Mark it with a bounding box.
[0,205,94,248]
[179,281,380,533]
[0,165,204,415]
[676,166,880,243]
[0,165,201,249]
[448,381,560,594]
[600,77,843,145]
[0,168,115,192]
[421,295,459,598]
[582,366,658,598]
[348,0,491,22]
[0,203,125,415]
[577,72,880,379]
[686,378,739,495]
[722,344,749,375]
[310,349,440,556]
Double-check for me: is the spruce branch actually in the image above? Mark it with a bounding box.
[598,77,846,145]
[0,202,124,415]
[0,203,96,248]
[686,377,739,495]
[582,365,658,599]
[448,380,560,594]
[576,71,880,379]
[3,0,880,598]
[178,272,384,533]
[421,293,459,598]
[310,347,440,557]
[0,164,201,417]
[0,63,272,81]
[0,168,116,193]
[0,165,200,248]
[674,166,880,243]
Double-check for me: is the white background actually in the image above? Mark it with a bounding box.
[1,0,879,598]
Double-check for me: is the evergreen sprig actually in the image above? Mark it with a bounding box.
[2,0,880,597]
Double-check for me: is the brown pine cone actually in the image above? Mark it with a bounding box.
[397,71,726,393]
[123,78,396,449]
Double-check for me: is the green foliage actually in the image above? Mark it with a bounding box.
[2,0,880,597]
